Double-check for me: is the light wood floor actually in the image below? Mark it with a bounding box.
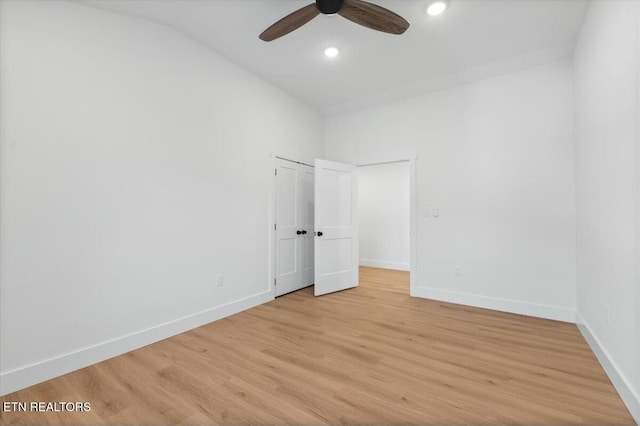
[1,267,635,425]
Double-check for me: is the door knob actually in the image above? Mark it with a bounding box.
[301,230,307,235]
[296,230,302,235]
[316,231,323,237]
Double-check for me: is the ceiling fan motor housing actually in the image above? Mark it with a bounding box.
[316,0,344,14]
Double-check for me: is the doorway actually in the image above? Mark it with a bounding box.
[357,158,416,294]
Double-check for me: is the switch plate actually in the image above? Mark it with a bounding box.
[454,266,462,277]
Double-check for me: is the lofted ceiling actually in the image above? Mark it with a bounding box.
[79,0,589,114]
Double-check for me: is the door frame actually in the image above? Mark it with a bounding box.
[268,154,314,298]
[356,156,417,296]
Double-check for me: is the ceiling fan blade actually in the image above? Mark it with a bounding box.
[338,0,409,35]
[260,3,320,41]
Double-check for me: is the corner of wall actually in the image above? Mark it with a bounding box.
[576,312,640,424]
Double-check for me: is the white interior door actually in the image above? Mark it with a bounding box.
[275,159,300,296]
[300,165,315,287]
[314,159,358,296]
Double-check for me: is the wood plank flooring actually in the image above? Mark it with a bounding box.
[1,267,635,425]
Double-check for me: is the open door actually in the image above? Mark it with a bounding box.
[314,159,358,296]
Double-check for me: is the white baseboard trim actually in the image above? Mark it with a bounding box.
[576,312,640,424]
[359,259,410,271]
[411,286,575,323]
[0,290,274,396]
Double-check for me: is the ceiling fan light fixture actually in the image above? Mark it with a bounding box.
[426,0,448,16]
[324,47,340,58]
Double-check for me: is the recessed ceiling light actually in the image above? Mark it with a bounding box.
[427,0,448,16]
[324,47,339,58]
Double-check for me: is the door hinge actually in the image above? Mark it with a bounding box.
[274,278,277,286]
[274,223,277,230]
[275,168,277,176]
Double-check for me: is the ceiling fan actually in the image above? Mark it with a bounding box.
[259,0,410,42]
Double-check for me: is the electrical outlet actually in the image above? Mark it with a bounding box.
[454,266,462,277]
[217,274,224,288]
[604,304,610,325]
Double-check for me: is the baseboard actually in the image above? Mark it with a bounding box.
[576,312,640,424]
[0,290,274,396]
[359,259,410,271]
[411,286,575,323]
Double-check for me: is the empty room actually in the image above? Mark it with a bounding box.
[0,0,639,424]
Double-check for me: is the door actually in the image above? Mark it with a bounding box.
[275,159,301,296]
[275,159,314,296]
[314,159,359,296]
[300,165,315,287]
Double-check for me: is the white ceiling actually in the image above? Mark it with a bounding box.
[79,0,589,114]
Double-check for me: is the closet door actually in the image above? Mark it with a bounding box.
[300,164,315,287]
[275,159,315,296]
[275,159,301,296]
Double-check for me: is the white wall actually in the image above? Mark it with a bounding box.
[358,161,410,271]
[325,60,576,322]
[0,0,323,395]
[573,0,640,419]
